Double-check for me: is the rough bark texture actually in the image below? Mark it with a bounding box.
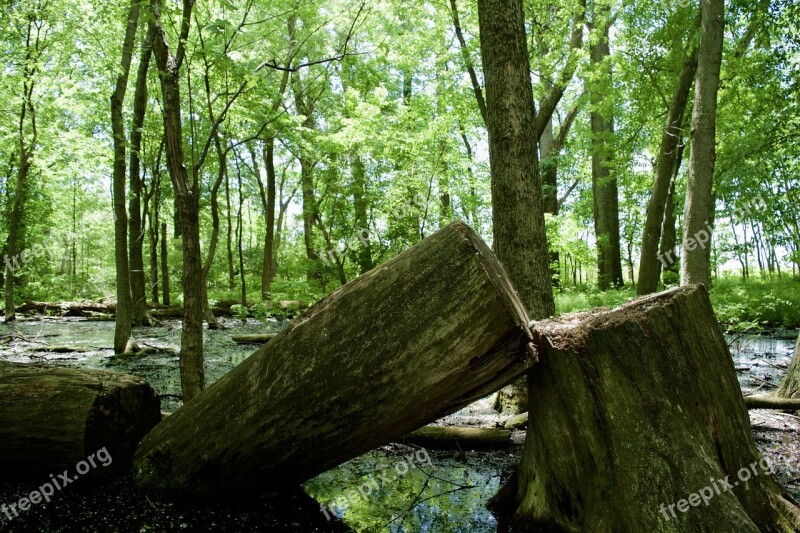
[134,221,536,500]
[401,426,513,450]
[590,17,623,290]
[776,334,800,400]
[638,32,699,295]
[681,0,724,287]
[150,0,204,401]
[491,285,800,531]
[0,362,160,482]
[477,0,555,318]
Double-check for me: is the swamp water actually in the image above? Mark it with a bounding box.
[0,318,797,532]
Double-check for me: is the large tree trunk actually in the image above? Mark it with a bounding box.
[134,221,537,500]
[262,138,278,299]
[776,334,800,399]
[637,32,699,295]
[491,285,800,531]
[477,0,555,318]
[150,0,204,402]
[681,0,725,286]
[589,16,623,290]
[0,362,161,482]
[129,25,155,326]
[110,0,140,353]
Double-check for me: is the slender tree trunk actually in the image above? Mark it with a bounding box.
[235,160,247,305]
[110,0,140,353]
[477,0,555,319]
[200,141,225,330]
[638,36,699,295]
[659,158,682,283]
[589,17,623,290]
[150,0,204,401]
[225,161,235,291]
[262,138,277,299]
[129,24,155,325]
[681,0,725,286]
[351,153,373,274]
[161,222,170,306]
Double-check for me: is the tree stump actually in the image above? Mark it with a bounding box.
[776,333,799,400]
[134,221,536,500]
[491,285,800,531]
[0,363,161,482]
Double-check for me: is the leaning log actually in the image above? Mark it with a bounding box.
[0,362,161,482]
[134,221,535,499]
[400,426,513,450]
[491,285,800,531]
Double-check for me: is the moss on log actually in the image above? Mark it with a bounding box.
[492,285,800,531]
[0,362,161,482]
[134,221,535,500]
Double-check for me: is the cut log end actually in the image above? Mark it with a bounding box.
[0,362,162,483]
[493,285,800,532]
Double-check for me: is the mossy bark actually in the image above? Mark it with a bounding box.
[0,362,161,482]
[492,285,800,531]
[134,221,536,500]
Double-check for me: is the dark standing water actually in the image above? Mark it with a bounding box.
[0,318,797,532]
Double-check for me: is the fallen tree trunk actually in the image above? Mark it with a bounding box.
[491,285,800,531]
[231,333,278,345]
[400,426,513,450]
[744,395,800,410]
[0,362,161,482]
[134,221,535,500]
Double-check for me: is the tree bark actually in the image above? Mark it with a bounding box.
[110,0,140,353]
[638,31,699,295]
[491,285,800,531]
[0,362,161,482]
[477,0,555,318]
[134,221,536,500]
[589,15,623,290]
[776,334,800,400]
[149,0,204,402]
[681,0,725,286]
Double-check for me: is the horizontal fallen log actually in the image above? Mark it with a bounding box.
[400,426,513,450]
[231,334,279,345]
[744,395,800,410]
[0,362,161,482]
[31,345,90,354]
[134,221,536,500]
